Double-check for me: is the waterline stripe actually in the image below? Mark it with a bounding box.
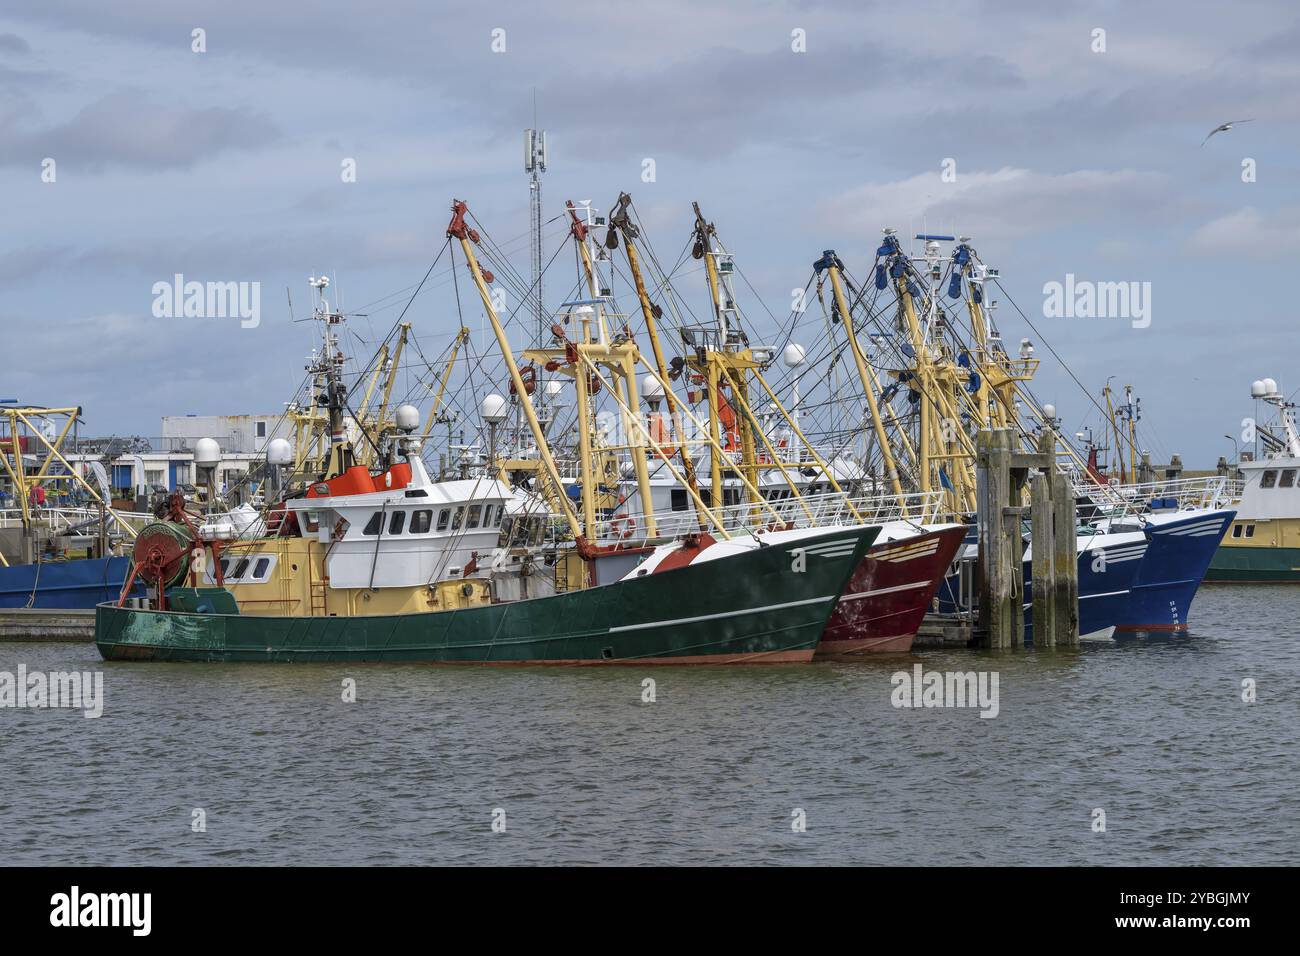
[607,595,835,633]
[1026,588,1130,609]
[840,580,930,601]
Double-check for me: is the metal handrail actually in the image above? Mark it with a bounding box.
[1071,474,1236,517]
[591,488,945,548]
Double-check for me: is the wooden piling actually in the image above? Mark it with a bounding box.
[976,428,1019,649]
[977,426,1079,650]
[1030,472,1057,648]
[1051,469,1080,645]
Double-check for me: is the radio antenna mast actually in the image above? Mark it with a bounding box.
[524,98,547,349]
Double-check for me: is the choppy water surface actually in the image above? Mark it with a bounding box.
[1,585,1296,865]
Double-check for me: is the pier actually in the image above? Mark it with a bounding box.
[974,427,1079,649]
[0,607,95,641]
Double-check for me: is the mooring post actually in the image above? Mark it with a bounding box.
[1030,470,1057,648]
[1031,429,1059,648]
[976,428,1016,649]
[1051,468,1080,645]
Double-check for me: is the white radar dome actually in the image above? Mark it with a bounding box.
[481,393,509,424]
[395,404,420,433]
[266,438,293,466]
[194,437,221,468]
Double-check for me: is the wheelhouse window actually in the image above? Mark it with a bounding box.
[1245,524,1256,538]
[389,510,406,535]
[467,504,482,528]
[410,509,432,534]
[436,508,449,532]
[1261,470,1278,489]
[451,507,464,530]
[1232,524,1243,538]
[363,512,382,535]
[1281,469,1296,488]
[670,489,688,512]
[232,558,250,579]
[253,557,271,579]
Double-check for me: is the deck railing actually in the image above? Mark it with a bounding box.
[591,488,945,548]
[0,506,151,538]
[1070,474,1237,517]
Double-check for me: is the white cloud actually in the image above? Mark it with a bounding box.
[1184,207,1300,256]
[812,167,1174,243]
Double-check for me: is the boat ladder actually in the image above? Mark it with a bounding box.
[310,577,328,616]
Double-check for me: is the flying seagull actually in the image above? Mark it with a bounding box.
[1201,119,1254,146]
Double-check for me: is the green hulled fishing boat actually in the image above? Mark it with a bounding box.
[95,525,877,663]
[95,199,889,665]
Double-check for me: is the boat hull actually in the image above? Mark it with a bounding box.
[1117,510,1234,632]
[1205,543,1300,584]
[1025,534,1147,643]
[817,525,967,656]
[0,555,141,609]
[938,533,1147,641]
[95,527,877,664]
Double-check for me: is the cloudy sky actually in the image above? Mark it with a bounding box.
[1,0,1296,464]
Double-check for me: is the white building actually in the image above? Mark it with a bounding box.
[58,412,286,500]
[162,413,285,456]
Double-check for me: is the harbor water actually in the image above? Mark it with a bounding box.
[1,584,1296,866]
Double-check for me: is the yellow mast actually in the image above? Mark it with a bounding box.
[691,203,763,507]
[356,344,389,427]
[1103,380,1125,481]
[446,200,583,544]
[820,253,907,503]
[420,327,469,442]
[882,235,980,514]
[565,200,657,537]
[1124,385,1139,481]
[607,192,706,531]
[678,204,863,521]
[374,323,410,438]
